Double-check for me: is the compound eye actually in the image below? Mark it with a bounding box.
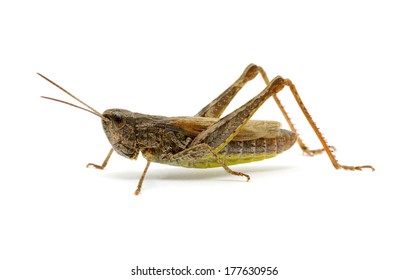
[112,113,126,129]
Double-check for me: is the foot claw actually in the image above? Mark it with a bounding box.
[231,171,250,181]
[303,145,336,156]
[86,163,104,170]
[338,165,375,171]
[243,174,251,181]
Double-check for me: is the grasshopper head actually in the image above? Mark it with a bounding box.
[38,73,141,160]
[102,109,140,160]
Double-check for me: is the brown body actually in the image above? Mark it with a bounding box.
[39,63,374,195]
[101,110,296,168]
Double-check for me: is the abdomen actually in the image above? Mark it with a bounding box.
[182,129,297,168]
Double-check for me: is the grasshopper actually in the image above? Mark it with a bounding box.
[39,64,374,195]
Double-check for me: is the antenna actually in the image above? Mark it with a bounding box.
[37,73,108,121]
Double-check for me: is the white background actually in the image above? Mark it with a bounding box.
[1,1,408,279]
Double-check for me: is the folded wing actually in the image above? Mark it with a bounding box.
[169,117,282,141]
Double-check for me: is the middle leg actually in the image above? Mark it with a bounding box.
[169,143,250,180]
